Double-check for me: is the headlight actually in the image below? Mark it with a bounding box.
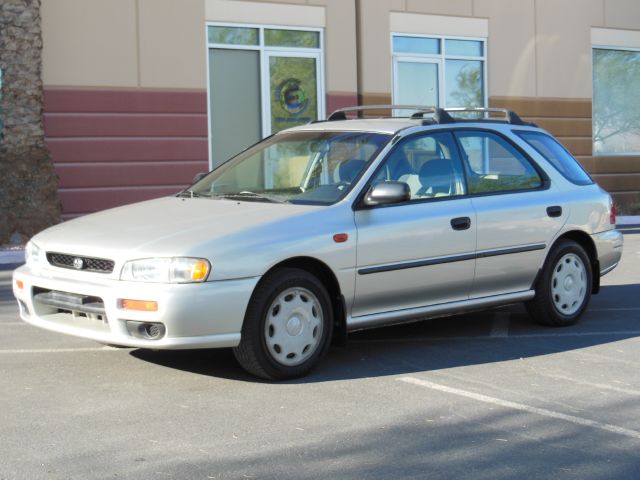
[25,241,42,265]
[120,257,211,283]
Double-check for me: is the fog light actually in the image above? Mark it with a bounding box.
[125,320,166,340]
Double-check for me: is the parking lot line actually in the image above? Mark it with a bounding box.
[398,376,640,440]
[528,371,640,396]
[0,346,122,354]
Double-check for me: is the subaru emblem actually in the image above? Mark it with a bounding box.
[73,257,84,270]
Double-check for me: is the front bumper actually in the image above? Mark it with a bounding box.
[592,229,624,276]
[12,264,259,349]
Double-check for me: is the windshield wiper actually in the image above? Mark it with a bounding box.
[176,190,214,198]
[216,191,287,204]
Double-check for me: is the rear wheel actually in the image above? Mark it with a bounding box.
[233,268,333,380]
[527,240,592,326]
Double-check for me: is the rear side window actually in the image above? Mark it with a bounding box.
[516,131,593,185]
[455,130,543,194]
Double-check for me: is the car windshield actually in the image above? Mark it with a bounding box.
[186,131,391,205]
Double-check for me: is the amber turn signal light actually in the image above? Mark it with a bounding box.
[333,233,349,243]
[119,299,158,312]
[190,259,210,282]
[16,280,24,290]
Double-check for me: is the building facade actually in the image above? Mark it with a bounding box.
[3,0,640,234]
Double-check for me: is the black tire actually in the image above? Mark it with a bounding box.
[233,268,334,380]
[527,239,593,326]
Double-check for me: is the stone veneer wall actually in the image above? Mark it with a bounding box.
[0,0,60,244]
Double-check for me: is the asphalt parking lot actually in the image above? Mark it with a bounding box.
[1,230,639,480]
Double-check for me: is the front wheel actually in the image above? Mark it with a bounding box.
[527,240,593,326]
[233,268,333,380]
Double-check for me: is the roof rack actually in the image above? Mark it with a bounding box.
[443,107,533,126]
[326,105,453,123]
[325,105,536,127]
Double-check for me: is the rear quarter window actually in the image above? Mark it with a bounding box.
[515,131,593,186]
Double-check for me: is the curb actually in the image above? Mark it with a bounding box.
[616,216,640,226]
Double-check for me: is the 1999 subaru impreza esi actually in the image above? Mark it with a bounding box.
[13,106,623,379]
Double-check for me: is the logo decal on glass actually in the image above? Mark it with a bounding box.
[277,78,308,115]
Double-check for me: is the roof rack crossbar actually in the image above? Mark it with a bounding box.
[326,105,454,124]
[443,107,529,126]
[325,105,534,127]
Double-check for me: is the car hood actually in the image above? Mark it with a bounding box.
[32,196,321,259]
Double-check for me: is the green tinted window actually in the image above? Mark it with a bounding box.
[456,131,542,193]
[265,29,320,48]
[516,131,593,185]
[208,26,258,45]
[445,60,483,108]
[593,48,640,154]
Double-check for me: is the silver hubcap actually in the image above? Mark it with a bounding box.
[264,287,323,367]
[551,253,587,315]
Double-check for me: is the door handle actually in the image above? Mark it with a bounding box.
[450,217,471,231]
[546,206,562,218]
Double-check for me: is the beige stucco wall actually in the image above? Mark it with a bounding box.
[41,0,139,87]
[309,0,357,95]
[356,0,403,96]
[535,0,603,98]
[138,0,206,89]
[42,0,206,89]
[474,0,536,98]
[604,0,640,30]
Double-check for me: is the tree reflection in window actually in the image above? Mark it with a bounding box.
[593,48,640,154]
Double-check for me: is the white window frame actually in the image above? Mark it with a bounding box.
[591,44,640,156]
[206,22,326,169]
[391,33,488,109]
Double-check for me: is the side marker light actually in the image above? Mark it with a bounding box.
[333,233,349,243]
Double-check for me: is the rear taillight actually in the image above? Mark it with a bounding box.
[609,197,616,225]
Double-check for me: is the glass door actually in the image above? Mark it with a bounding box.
[264,52,322,135]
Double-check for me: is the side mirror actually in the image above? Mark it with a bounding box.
[192,172,207,183]
[363,181,411,207]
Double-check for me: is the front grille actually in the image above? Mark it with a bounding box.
[46,252,115,273]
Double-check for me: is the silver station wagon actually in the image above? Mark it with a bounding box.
[13,106,623,380]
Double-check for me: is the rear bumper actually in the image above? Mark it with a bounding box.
[12,264,259,349]
[592,229,623,276]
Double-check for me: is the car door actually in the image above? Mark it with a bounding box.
[352,131,476,319]
[453,129,567,298]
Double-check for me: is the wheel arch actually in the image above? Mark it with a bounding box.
[259,256,347,345]
[548,230,600,294]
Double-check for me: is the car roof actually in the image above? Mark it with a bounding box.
[287,118,422,135]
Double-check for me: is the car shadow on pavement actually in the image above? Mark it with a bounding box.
[130,283,640,383]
